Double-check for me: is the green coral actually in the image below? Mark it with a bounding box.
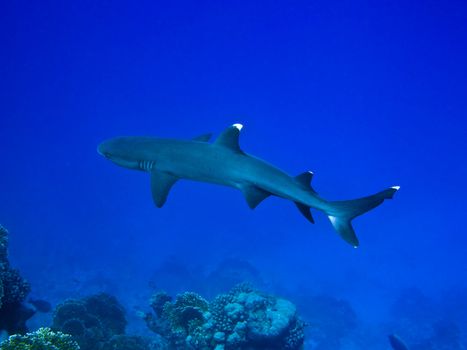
[0,327,79,350]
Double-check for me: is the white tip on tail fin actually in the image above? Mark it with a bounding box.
[326,186,400,247]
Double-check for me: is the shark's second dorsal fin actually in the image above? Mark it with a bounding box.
[193,133,212,142]
[295,171,317,194]
[241,184,271,209]
[214,123,243,153]
[150,171,178,208]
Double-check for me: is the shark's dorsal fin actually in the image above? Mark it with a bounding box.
[214,123,243,152]
[241,184,271,209]
[150,171,178,208]
[295,202,315,223]
[295,171,317,194]
[193,133,213,142]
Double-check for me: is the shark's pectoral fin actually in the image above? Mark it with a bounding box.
[295,202,315,223]
[150,171,178,208]
[295,171,317,194]
[214,123,244,153]
[241,184,271,209]
[193,133,213,142]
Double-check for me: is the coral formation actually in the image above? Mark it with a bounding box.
[145,283,305,349]
[0,225,34,334]
[0,327,79,350]
[52,293,127,350]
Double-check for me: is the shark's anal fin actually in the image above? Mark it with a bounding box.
[295,202,315,223]
[150,171,178,208]
[193,133,213,142]
[295,171,317,194]
[214,123,243,153]
[241,184,271,209]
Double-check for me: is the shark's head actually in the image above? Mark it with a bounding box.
[98,137,144,170]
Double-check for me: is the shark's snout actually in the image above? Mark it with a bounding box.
[97,138,141,169]
[97,141,112,158]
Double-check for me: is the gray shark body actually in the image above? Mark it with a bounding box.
[98,124,399,247]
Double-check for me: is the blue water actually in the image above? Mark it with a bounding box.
[2,1,466,349]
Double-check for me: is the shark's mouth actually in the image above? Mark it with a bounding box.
[100,152,139,169]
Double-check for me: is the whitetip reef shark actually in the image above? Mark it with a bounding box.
[98,123,399,247]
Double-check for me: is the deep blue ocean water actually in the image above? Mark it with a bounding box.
[1,1,466,349]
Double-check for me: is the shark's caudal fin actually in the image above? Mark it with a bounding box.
[326,186,400,247]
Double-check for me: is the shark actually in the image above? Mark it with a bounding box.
[97,123,399,247]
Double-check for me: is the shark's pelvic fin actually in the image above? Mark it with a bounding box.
[241,184,271,209]
[150,171,178,208]
[193,133,213,142]
[295,202,315,223]
[214,123,243,153]
[295,171,317,194]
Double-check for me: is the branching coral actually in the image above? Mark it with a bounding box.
[0,327,79,350]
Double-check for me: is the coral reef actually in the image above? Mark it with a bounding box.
[0,225,34,334]
[145,283,305,349]
[0,327,79,350]
[52,293,127,350]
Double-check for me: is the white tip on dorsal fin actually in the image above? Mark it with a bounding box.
[232,123,243,130]
[214,123,244,153]
[295,171,317,193]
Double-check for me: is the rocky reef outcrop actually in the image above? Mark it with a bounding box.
[52,293,126,350]
[52,292,156,350]
[0,225,33,335]
[145,283,305,349]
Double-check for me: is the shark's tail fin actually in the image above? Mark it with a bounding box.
[325,186,400,247]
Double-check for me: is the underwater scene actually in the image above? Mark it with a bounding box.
[1,1,467,349]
